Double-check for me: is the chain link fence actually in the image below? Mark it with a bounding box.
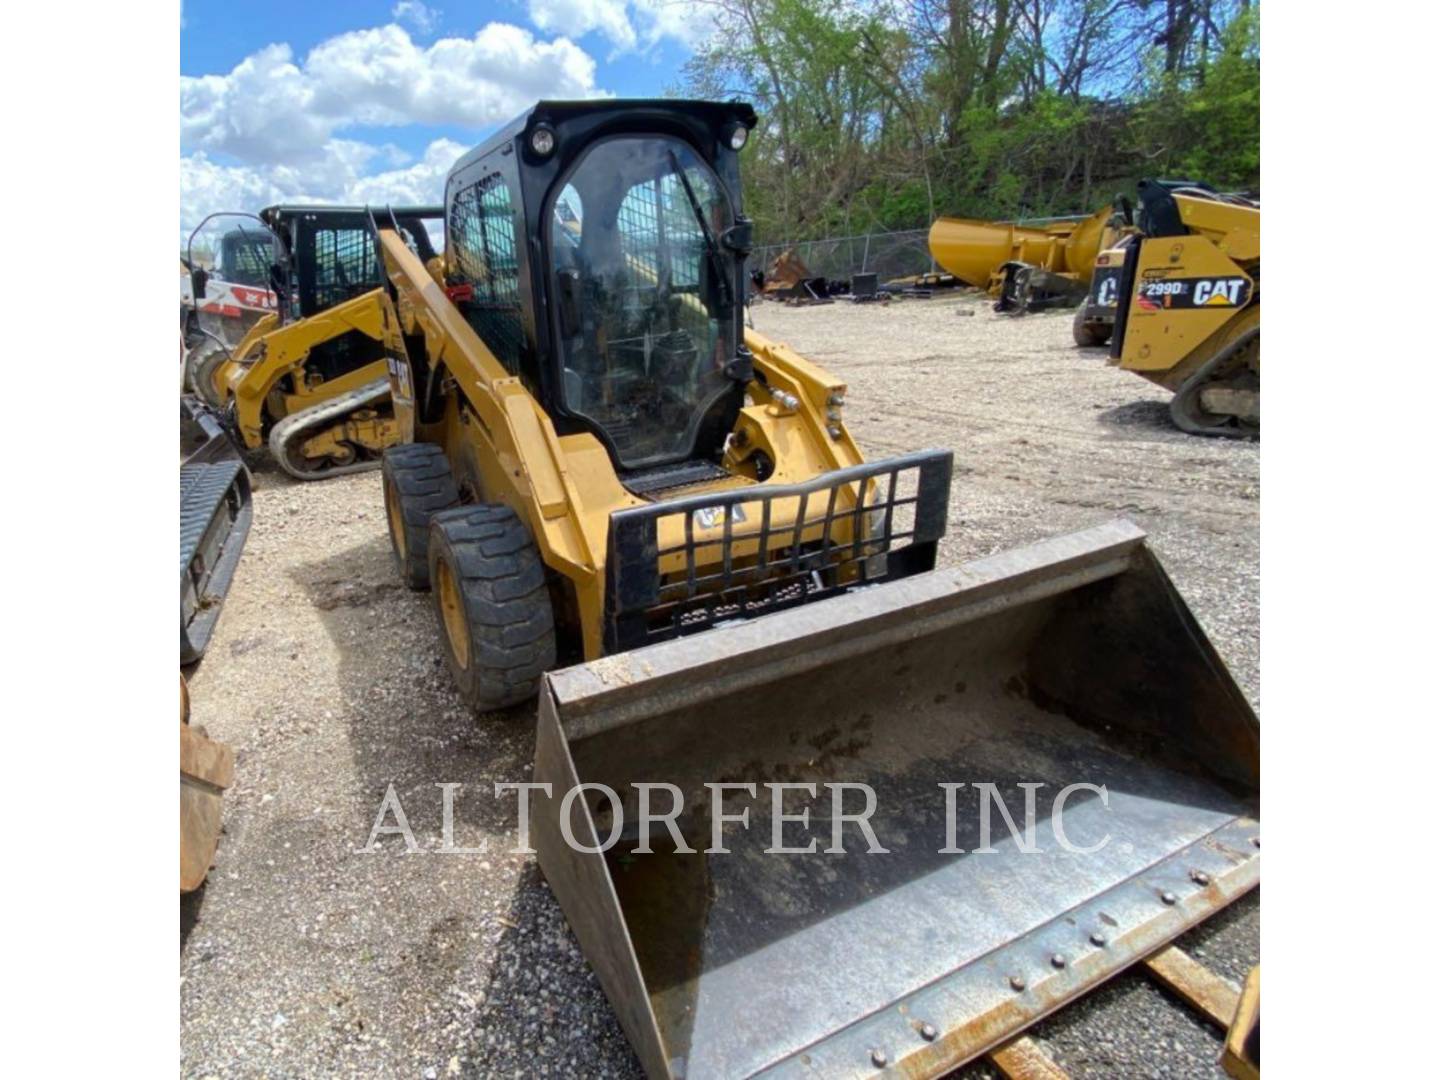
[749,229,937,284]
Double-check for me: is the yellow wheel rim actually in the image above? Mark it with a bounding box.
[435,556,470,669]
[385,477,407,563]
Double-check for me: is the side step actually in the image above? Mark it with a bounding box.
[180,458,253,663]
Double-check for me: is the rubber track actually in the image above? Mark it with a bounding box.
[268,376,392,481]
[181,460,253,662]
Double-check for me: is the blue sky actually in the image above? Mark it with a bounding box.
[179,1,716,239]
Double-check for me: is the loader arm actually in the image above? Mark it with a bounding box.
[1169,193,1260,263]
[226,291,387,449]
[377,225,632,647]
[202,311,278,404]
[741,330,864,476]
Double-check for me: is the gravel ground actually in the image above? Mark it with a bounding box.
[181,290,1259,1079]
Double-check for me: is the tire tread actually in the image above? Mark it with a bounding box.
[383,443,460,589]
[429,504,556,710]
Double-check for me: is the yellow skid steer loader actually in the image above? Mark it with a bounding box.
[191,204,444,478]
[1108,181,1260,437]
[372,100,1259,1077]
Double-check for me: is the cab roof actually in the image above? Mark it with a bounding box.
[258,204,444,224]
[448,98,757,180]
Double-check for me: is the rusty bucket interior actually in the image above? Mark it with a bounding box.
[532,520,1260,1079]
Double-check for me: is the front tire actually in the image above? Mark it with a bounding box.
[190,343,231,409]
[428,505,556,711]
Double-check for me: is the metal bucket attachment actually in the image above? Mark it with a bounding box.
[533,520,1259,1079]
[181,673,235,893]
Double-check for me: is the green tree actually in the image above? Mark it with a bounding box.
[1129,9,1259,188]
[682,0,1260,241]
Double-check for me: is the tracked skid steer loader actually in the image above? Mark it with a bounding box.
[1071,193,1153,347]
[191,204,444,478]
[372,100,1260,1078]
[1109,181,1260,437]
[1072,236,1131,347]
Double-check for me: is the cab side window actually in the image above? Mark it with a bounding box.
[449,172,524,374]
[313,227,380,310]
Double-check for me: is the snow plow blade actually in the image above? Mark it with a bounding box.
[532,519,1259,1079]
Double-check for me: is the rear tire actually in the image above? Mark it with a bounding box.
[428,505,557,711]
[382,443,460,589]
[1072,308,1111,347]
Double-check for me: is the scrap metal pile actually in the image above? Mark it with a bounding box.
[751,246,962,306]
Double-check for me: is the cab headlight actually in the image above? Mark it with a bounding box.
[530,125,556,157]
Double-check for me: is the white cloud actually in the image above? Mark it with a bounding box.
[180,22,599,164]
[304,23,597,130]
[346,138,466,206]
[180,44,329,163]
[633,0,719,50]
[177,6,722,248]
[525,0,719,53]
[529,0,637,52]
[179,137,467,246]
[392,2,439,35]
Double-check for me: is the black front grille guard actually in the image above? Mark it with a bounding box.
[603,450,953,652]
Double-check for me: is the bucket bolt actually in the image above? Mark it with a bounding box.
[1190,869,1211,886]
[1090,932,1107,947]
[1009,974,1026,992]
[919,1022,938,1041]
[1160,890,1178,905]
[870,1047,888,1068]
[1050,953,1067,969]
